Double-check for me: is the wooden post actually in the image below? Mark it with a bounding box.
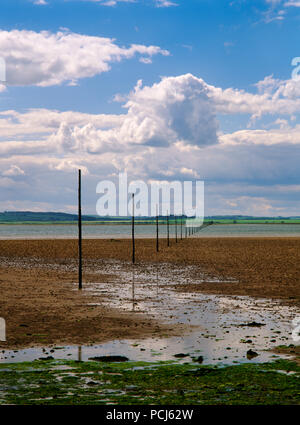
[167,211,170,247]
[132,193,135,264]
[78,169,82,290]
[175,216,178,243]
[156,204,159,252]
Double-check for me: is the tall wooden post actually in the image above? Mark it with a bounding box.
[156,205,159,252]
[175,216,178,243]
[78,169,82,290]
[132,193,135,264]
[167,211,170,247]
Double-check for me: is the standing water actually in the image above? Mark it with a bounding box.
[0,260,298,365]
[1,223,300,239]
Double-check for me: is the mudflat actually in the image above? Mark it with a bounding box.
[1,237,299,301]
[0,237,299,349]
[0,265,181,349]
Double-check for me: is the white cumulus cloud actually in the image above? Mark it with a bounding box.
[0,29,169,87]
[1,72,300,214]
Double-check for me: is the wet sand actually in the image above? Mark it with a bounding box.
[0,265,183,350]
[0,237,299,349]
[1,237,299,301]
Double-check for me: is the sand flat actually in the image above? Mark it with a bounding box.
[0,237,299,350]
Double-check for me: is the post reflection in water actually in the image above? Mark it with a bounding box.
[78,345,82,362]
[132,267,136,312]
[131,265,161,312]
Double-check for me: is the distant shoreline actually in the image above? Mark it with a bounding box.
[1,221,300,225]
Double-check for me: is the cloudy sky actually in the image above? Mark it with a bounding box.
[0,0,300,216]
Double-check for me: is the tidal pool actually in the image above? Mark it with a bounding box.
[0,261,298,365]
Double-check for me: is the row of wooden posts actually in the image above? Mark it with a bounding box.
[77,170,206,289]
[132,193,203,264]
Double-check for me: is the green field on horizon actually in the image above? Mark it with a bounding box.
[1,218,300,225]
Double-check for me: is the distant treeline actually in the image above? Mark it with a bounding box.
[0,211,299,223]
[206,215,300,220]
[0,211,188,223]
[0,211,98,223]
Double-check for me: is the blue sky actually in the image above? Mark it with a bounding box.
[1,0,298,112]
[0,0,300,215]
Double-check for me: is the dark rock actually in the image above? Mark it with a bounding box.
[88,355,129,362]
[239,322,265,327]
[38,356,54,361]
[184,368,218,377]
[174,353,190,358]
[193,356,203,363]
[246,349,259,360]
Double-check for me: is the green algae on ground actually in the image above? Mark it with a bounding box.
[0,358,299,405]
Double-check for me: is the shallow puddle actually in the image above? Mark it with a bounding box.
[0,261,299,365]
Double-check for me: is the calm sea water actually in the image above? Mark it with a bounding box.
[0,223,300,239]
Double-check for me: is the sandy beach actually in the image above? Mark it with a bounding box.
[0,237,299,350]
